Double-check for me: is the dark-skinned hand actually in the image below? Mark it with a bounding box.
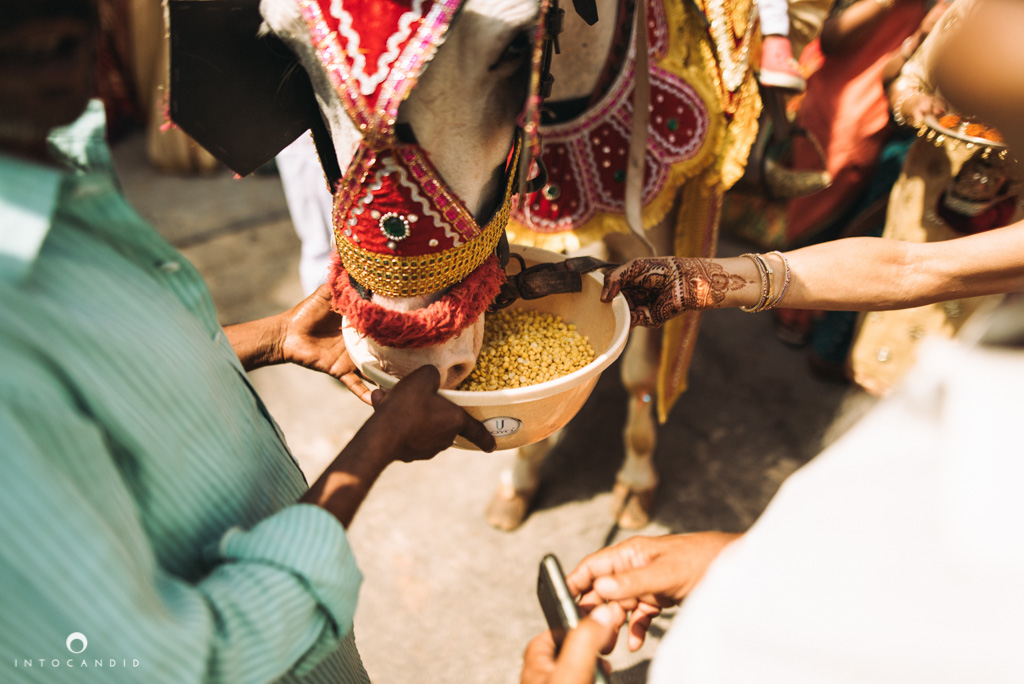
[366,365,496,458]
[280,283,374,404]
[520,604,622,684]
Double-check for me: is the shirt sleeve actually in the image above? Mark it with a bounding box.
[0,369,363,683]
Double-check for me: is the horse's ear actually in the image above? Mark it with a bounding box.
[168,0,322,176]
[571,0,599,25]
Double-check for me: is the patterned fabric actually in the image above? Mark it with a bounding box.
[0,101,368,683]
[507,0,761,421]
[296,0,461,144]
[294,0,551,347]
[508,0,722,251]
[512,64,712,234]
[332,141,517,299]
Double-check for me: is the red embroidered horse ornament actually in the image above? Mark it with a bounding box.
[294,0,543,348]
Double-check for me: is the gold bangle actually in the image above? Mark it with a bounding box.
[760,253,774,309]
[764,251,791,310]
[739,253,770,313]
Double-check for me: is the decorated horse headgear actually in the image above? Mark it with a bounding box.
[290,0,552,347]
[167,0,564,347]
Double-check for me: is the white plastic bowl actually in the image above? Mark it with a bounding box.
[343,245,630,450]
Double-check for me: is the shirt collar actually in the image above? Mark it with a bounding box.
[0,153,62,283]
[0,100,110,284]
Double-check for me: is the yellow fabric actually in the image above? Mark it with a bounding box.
[657,171,722,422]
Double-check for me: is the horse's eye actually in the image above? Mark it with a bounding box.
[491,30,531,70]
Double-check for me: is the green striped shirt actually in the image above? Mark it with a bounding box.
[0,102,369,683]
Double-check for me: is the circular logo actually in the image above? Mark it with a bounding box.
[483,417,522,437]
[66,632,88,654]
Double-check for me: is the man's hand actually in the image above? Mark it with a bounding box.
[601,258,744,327]
[567,532,741,652]
[280,284,372,403]
[302,366,495,527]
[224,284,373,403]
[520,604,621,684]
[365,365,496,459]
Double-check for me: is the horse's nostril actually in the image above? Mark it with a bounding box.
[444,363,474,389]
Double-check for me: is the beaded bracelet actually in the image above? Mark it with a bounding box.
[890,78,930,128]
[739,253,772,313]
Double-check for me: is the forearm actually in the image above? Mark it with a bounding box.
[224,314,286,371]
[300,415,395,527]
[820,0,897,56]
[780,230,1024,310]
[882,30,923,89]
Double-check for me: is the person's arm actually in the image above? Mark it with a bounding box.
[0,386,362,682]
[881,0,950,89]
[302,365,496,526]
[779,226,1024,310]
[224,283,373,403]
[887,0,970,127]
[819,0,918,57]
[602,222,1024,326]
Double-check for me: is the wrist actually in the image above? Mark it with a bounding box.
[302,425,393,527]
[738,251,791,313]
[224,314,288,370]
[266,311,290,365]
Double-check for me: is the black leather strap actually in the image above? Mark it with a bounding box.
[490,255,620,310]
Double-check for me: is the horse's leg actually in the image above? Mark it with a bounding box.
[603,217,674,529]
[611,325,661,528]
[484,240,615,532]
[485,434,559,531]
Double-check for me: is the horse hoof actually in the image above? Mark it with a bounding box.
[611,482,656,529]
[485,490,532,531]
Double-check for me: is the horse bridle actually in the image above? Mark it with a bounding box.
[323,0,618,310]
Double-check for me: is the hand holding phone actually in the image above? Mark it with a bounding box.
[536,553,611,684]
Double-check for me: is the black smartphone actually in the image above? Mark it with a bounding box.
[536,553,611,684]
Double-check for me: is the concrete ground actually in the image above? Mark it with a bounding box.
[113,132,877,684]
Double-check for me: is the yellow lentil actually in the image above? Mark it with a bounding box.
[457,309,595,391]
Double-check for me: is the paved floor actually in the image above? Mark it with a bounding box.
[113,132,876,684]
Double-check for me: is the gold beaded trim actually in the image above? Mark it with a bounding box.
[338,162,517,298]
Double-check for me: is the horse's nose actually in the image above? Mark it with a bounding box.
[431,323,483,389]
[367,317,484,390]
[439,360,475,389]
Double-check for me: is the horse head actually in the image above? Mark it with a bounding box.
[260,0,546,388]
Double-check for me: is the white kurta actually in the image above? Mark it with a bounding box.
[651,305,1024,683]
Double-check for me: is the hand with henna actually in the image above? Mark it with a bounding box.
[601,257,748,327]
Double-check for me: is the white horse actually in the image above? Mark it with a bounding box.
[257,0,763,530]
[260,0,542,385]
